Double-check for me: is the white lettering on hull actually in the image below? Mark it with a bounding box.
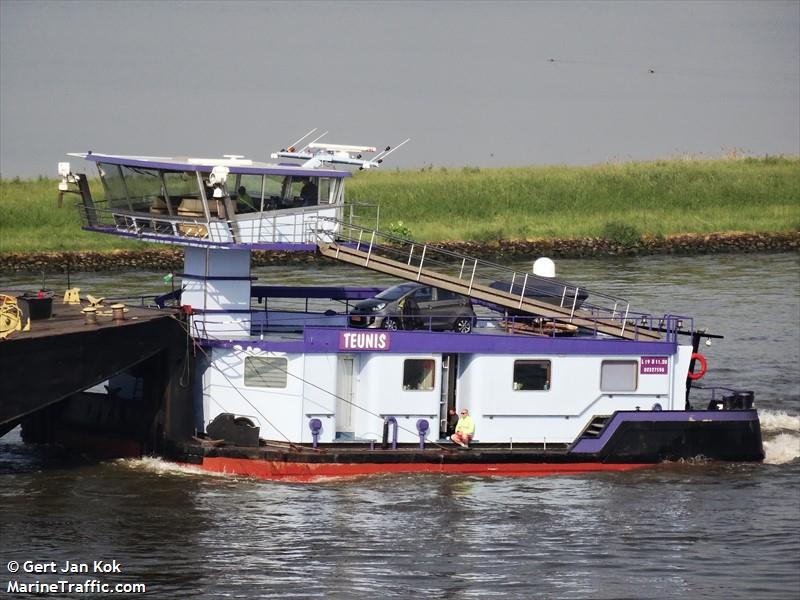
[339,331,390,351]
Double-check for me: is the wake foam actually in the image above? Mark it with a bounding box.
[759,410,800,465]
[760,409,800,434]
[115,456,234,478]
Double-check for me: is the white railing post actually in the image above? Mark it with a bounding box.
[417,245,427,281]
[468,259,477,294]
[620,303,630,336]
[570,287,579,321]
[518,273,529,309]
[365,230,376,266]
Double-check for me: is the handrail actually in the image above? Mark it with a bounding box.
[75,201,380,246]
[306,217,670,339]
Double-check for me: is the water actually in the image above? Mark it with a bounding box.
[1,253,798,599]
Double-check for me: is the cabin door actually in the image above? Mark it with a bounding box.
[336,356,356,438]
[439,354,458,437]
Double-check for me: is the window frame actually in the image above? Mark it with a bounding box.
[512,359,552,391]
[402,358,436,391]
[243,356,289,389]
[600,360,639,392]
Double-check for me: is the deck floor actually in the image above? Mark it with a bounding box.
[2,294,176,341]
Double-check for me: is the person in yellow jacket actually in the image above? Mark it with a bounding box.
[450,409,475,448]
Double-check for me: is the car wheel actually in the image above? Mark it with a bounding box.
[453,317,473,333]
[384,317,400,331]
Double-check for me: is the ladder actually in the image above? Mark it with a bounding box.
[309,219,662,341]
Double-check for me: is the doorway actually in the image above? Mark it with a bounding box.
[336,356,356,439]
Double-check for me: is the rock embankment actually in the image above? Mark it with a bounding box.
[1,232,797,273]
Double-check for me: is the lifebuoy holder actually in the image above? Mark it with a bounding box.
[688,352,707,380]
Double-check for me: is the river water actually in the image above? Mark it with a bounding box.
[1,253,798,599]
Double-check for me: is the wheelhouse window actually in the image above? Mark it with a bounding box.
[284,176,319,207]
[513,360,551,391]
[231,174,263,213]
[403,359,435,391]
[98,162,129,209]
[121,166,164,212]
[600,360,638,392]
[244,357,288,388]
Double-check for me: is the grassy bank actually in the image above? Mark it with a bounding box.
[348,156,800,242]
[1,157,798,253]
[0,177,147,253]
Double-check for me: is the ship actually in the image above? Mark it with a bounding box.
[54,131,764,480]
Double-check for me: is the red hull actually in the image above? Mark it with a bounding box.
[191,456,652,482]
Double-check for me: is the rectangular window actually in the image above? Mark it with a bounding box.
[513,360,551,391]
[600,360,638,392]
[403,359,435,391]
[121,165,164,211]
[244,357,288,388]
[234,174,263,213]
[98,162,128,209]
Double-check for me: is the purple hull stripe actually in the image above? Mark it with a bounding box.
[204,327,676,355]
[570,409,760,454]
[303,328,674,355]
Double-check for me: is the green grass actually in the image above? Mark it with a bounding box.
[347,157,800,242]
[0,176,148,253]
[1,157,798,252]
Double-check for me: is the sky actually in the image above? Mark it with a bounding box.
[1,0,798,177]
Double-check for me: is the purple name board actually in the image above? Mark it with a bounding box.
[339,331,391,351]
[641,356,669,375]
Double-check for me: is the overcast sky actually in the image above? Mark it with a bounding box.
[1,0,798,177]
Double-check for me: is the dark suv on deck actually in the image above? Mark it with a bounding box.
[348,283,476,333]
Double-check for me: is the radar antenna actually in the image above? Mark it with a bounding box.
[271,131,410,170]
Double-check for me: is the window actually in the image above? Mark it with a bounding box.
[98,162,128,208]
[600,360,638,392]
[121,166,163,211]
[318,177,332,204]
[403,359,435,391]
[513,360,551,391]
[234,174,264,212]
[244,357,288,388]
[413,287,433,302]
[163,171,201,198]
[437,289,460,301]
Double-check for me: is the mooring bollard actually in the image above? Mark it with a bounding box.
[111,303,126,322]
[82,306,98,326]
[308,418,322,448]
[416,419,429,449]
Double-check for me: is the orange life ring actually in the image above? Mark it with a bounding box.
[688,352,707,380]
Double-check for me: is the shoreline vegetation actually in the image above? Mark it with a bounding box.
[1,157,797,273]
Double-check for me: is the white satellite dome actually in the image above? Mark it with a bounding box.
[533,257,556,278]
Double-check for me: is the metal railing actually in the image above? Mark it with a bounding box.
[306,218,676,338]
[76,201,380,246]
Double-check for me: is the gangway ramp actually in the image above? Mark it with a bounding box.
[311,219,661,341]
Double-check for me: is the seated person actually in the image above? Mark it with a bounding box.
[446,408,459,436]
[237,186,256,212]
[450,409,475,448]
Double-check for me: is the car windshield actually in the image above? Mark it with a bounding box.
[374,283,419,301]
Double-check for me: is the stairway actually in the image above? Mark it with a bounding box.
[311,219,662,341]
[581,416,611,438]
